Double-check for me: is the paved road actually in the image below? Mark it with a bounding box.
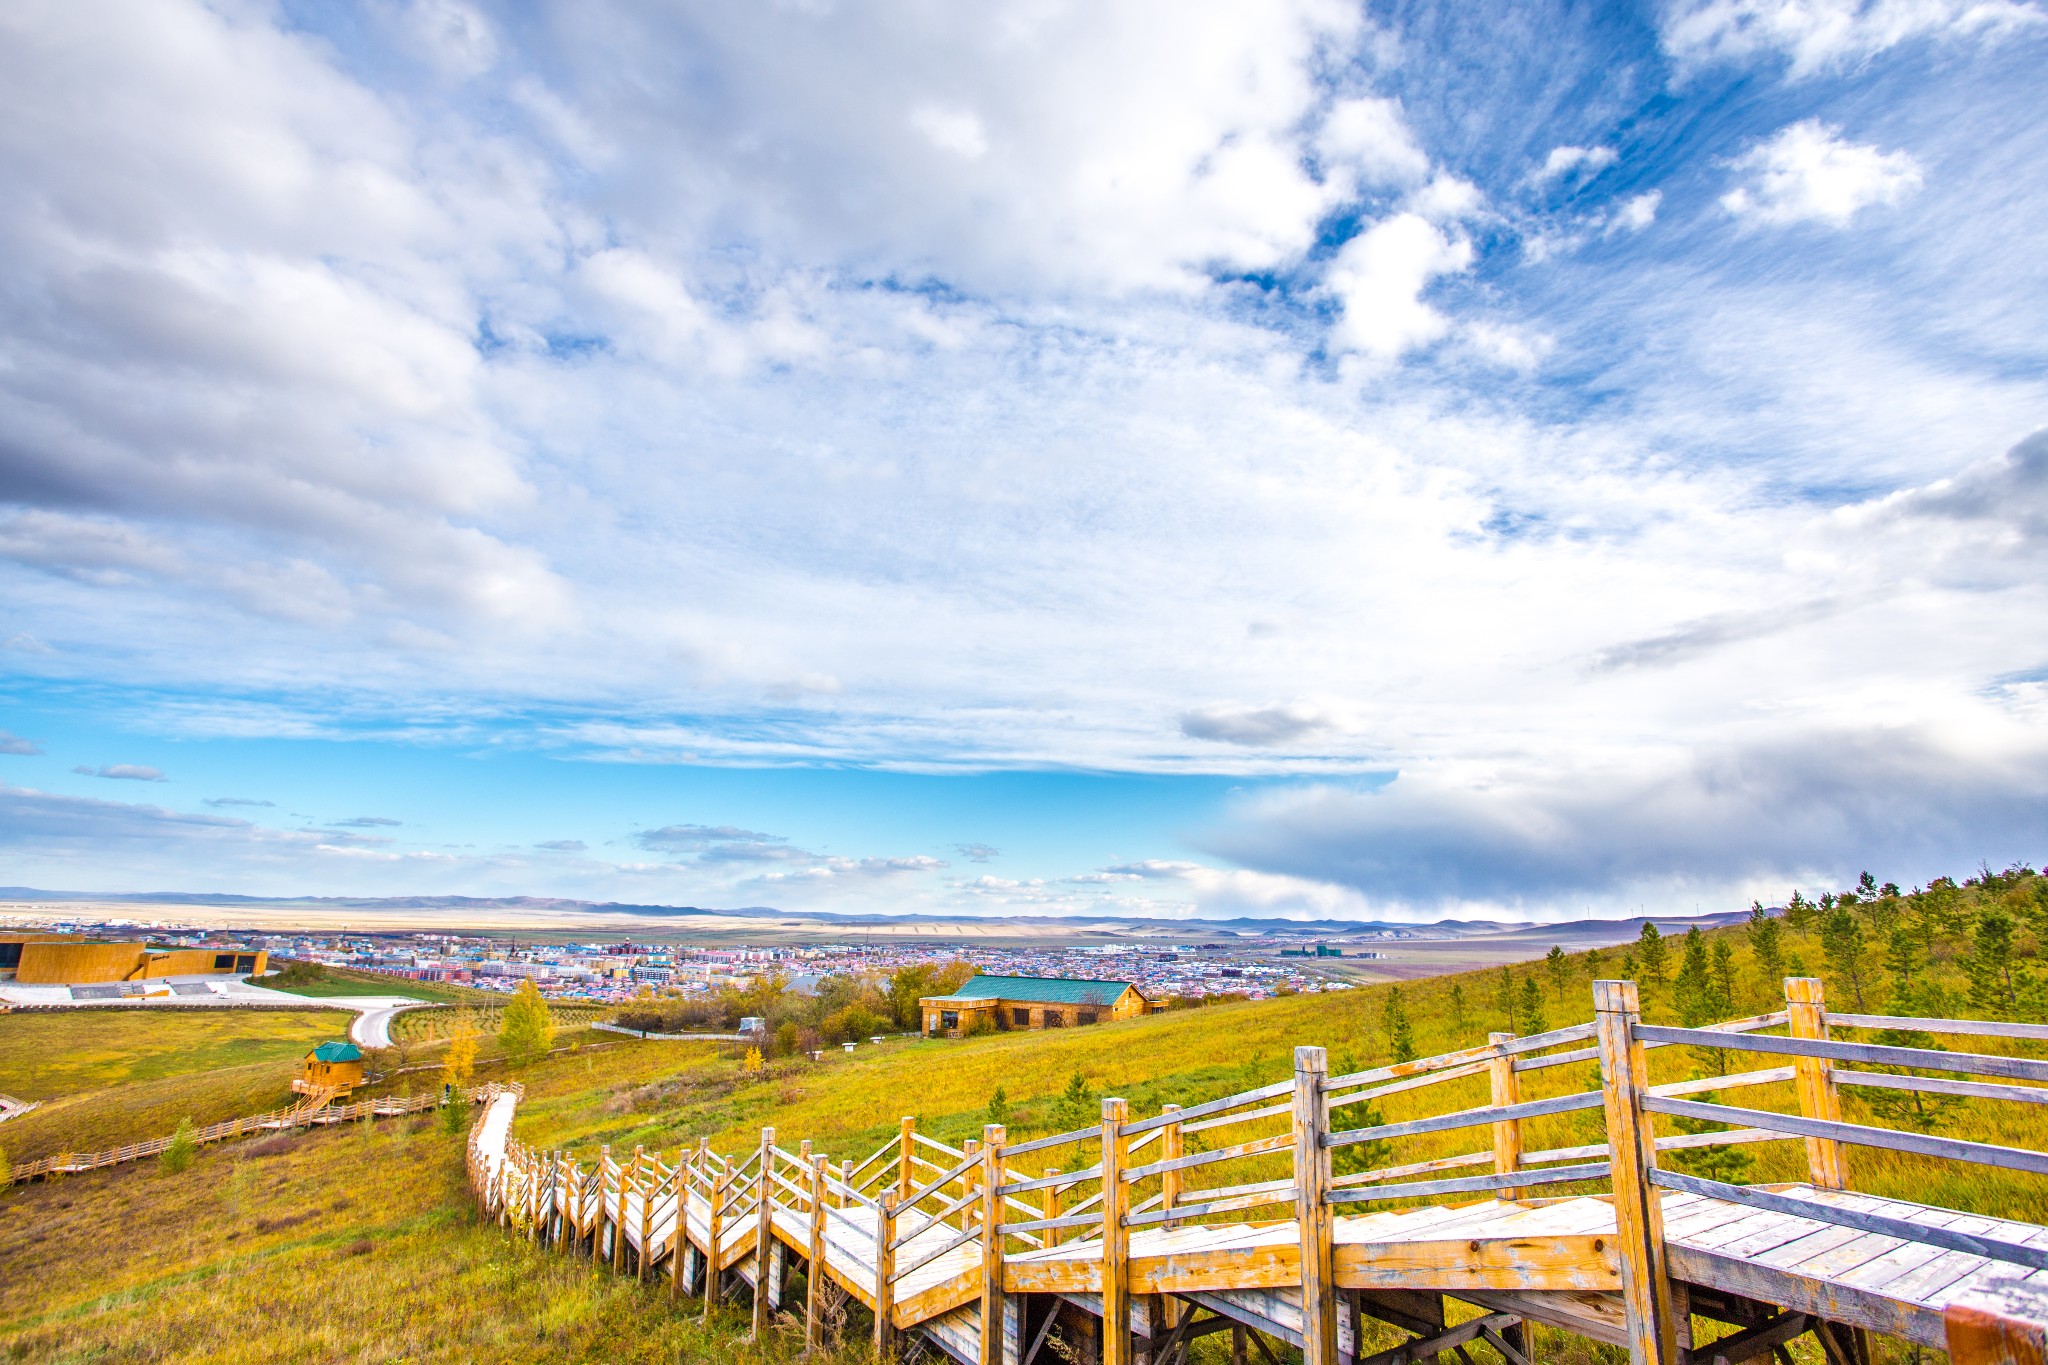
[349,1002,429,1048]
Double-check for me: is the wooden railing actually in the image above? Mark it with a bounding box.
[465,977,2048,1365]
[7,1083,500,1184]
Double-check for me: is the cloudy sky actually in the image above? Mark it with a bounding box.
[1,0,2044,922]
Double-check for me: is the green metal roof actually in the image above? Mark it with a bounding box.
[312,1041,362,1063]
[927,974,1140,1005]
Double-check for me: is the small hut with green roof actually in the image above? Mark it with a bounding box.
[296,1040,364,1096]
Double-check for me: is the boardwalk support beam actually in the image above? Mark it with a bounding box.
[981,1123,1007,1365]
[1103,1097,1132,1365]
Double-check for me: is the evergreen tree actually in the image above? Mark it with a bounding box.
[1637,923,1668,986]
[1051,1070,1096,1131]
[1666,1090,1755,1183]
[1674,927,1711,1020]
[1883,926,1919,1004]
[1518,975,1548,1034]
[987,1085,1010,1126]
[1784,890,1816,936]
[1584,947,1604,980]
[1545,946,1570,1007]
[1495,966,1518,1033]
[1383,987,1416,1063]
[1966,912,2020,1014]
[1448,982,1469,1037]
[1820,908,1869,1009]
[1747,903,1785,994]
[498,979,554,1067]
[1619,949,1637,980]
[1711,940,1737,1016]
[1859,871,1879,900]
[1330,1098,1393,1180]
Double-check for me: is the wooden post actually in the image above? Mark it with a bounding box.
[875,1191,899,1356]
[1160,1104,1183,1229]
[1595,980,1680,1365]
[1295,1045,1338,1365]
[1786,977,1849,1190]
[1102,1096,1132,1365]
[898,1116,917,1203]
[808,1155,830,1354]
[636,1145,650,1282]
[1488,1032,1523,1188]
[1043,1169,1063,1248]
[672,1150,689,1302]
[755,1127,776,1339]
[963,1136,982,1231]
[705,1170,730,1321]
[980,1124,1007,1365]
[603,1144,620,1270]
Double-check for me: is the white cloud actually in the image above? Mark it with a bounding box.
[1318,96,1431,191]
[1720,120,1923,226]
[1663,0,2044,77]
[1609,190,1662,232]
[910,104,989,159]
[1534,144,1618,184]
[1180,703,1334,746]
[1325,213,1474,360]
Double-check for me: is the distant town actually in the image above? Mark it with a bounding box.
[0,912,1382,1006]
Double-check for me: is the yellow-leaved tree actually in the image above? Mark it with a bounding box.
[498,980,553,1067]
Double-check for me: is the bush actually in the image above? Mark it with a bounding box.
[498,980,553,1067]
[160,1117,197,1175]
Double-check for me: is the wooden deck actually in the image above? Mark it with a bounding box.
[466,979,2048,1365]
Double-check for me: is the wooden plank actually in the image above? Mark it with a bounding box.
[1643,1097,2048,1178]
[1335,1234,1621,1291]
[1329,1161,1611,1204]
[1327,1091,1605,1151]
[1786,979,1849,1190]
[1945,1278,2048,1365]
[1122,1080,1296,1136]
[876,1192,899,1354]
[1835,1071,2048,1107]
[1828,1014,2048,1042]
[1633,1027,2048,1086]
[1489,1032,1524,1191]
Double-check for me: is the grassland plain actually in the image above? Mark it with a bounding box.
[261,961,503,1004]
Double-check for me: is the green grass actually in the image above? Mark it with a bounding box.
[261,961,491,1004]
[0,1010,342,1104]
[390,1002,613,1045]
[0,1105,868,1364]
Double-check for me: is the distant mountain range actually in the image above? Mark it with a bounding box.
[0,886,1753,941]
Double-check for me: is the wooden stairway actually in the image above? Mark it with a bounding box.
[466,978,2048,1365]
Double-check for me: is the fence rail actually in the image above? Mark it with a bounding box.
[458,976,2048,1365]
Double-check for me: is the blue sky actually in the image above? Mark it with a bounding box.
[0,0,2044,921]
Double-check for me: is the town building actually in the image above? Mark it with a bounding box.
[0,935,267,985]
[919,974,1155,1037]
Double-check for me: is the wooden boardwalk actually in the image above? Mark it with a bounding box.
[468,979,2048,1365]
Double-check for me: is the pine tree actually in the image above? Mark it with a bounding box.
[1966,912,2020,1014]
[1747,903,1784,995]
[498,979,554,1067]
[1820,908,1868,1009]
[1711,940,1736,1015]
[1330,1098,1393,1180]
[1584,947,1604,980]
[1495,966,1518,1033]
[1675,927,1711,1022]
[1448,983,1469,1037]
[1637,923,1668,986]
[987,1085,1010,1126]
[1518,976,1548,1034]
[1383,987,1416,1063]
[1545,946,1570,1007]
[1784,890,1816,936]
[1051,1070,1096,1132]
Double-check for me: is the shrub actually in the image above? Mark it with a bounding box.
[498,980,553,1067]
[160,1117,197,1175]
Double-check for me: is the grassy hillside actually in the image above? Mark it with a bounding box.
[0,1009,342,1102]
[5,862,2045,1363]
[261,960,504,1004]
[0,1100,850,1364]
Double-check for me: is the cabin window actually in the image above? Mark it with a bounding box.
[1077,1011,1098,1025]
[1044,1012,1063,1027]
[941,1011,959,1030]
[1011,1008,1030,1027]
[214,953,236,969]
[0,942,19,969]
[235,954,256,972]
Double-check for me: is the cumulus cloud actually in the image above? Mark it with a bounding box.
[1325,213,1474,360]
[1662,0,2043,77]
[955,843,1001,862]
[1180,704,1335,746]
[1199,728,2048,913]
[1609,190,1662,232]
[1534,144,1618,184]
[1721,121,1923,226]
[73,764,167,781]
[0,731,42,756]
